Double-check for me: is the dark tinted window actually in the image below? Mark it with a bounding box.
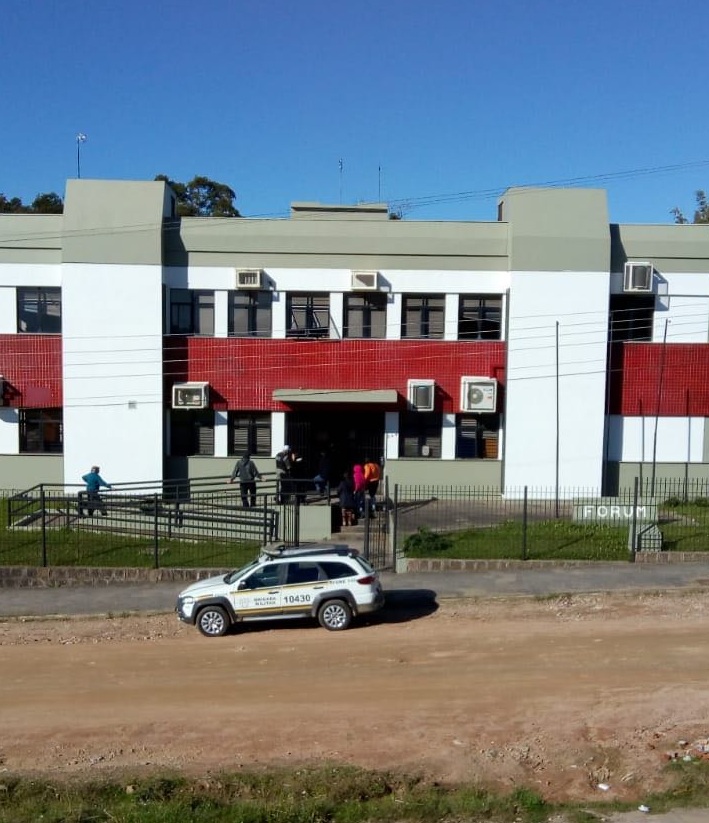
[319,561,356,580]
[286,562,321,584]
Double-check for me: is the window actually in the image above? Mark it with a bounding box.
[287,293,330,338]
[229,413,271,456]
[456,414,500,459]
[169,289,214,335]
[344,293,387,338]
[286,562,321,584]
[244,563,282,589]
[458,296,502,340]
[170,410,214,456]
[229,291,272,337]
[19,409,63,453]
[609,294,654,342]
[319,561,356,580]
[17,288,62,333]
[399,412,442,458]
[401,295,444,339]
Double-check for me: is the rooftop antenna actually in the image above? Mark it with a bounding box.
[76,133,87,178]
[378,165,381,201]
[338,158,343,203]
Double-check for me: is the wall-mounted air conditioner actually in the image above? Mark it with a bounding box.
[351,270,379,291]
[236,268,264,289]
[623,262,654,293]
[172,382,210,409]
[407,379,435,412]
[460,377,497,413]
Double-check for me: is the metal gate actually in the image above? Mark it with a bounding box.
[362,480,393,570]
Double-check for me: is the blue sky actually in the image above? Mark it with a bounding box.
[2,0,708,223]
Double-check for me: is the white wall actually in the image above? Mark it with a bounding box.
[61,263,164,488]
[504,271,610,494]
[654,295,709,343]
[607,416,704,463]
[0,408,19,454]
[0,287,16,333]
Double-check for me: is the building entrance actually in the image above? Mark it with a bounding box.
[286,410,385,486]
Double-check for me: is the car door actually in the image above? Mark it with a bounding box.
[282,561,322,616]
[229,561,284,620]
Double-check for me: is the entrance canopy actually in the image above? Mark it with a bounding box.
[273,388,399,404]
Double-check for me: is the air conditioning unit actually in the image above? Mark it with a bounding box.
[407,379,435,412]
[236,268,264,289]
[623,262,654,293]
[172,382,210,409]
[351,270,379,291]
[461,377,497,412]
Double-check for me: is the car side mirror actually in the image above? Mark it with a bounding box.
[237,580,249,591]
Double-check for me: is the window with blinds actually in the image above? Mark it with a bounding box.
[229,291,272,337]
[343,293,387,338]
[17,288,62,333]
[399,412,442,458]
[229,413,271,456]
[19,409,63,453]
[458,296,502,340]
[456,414,500,459]
[287,293,330,338]
[169,410,214,456]
[401,295,445,339]
[169,290,215,335]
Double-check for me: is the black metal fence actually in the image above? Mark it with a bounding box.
[1,475,326,569]
[4,475,709,570]
[393,479,709,562]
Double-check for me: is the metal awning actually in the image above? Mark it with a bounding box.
[272,388,399,404]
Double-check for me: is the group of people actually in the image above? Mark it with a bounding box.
[227,447,382,522]
[336,458,381,527]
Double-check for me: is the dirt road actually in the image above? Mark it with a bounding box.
[2,591,709,803]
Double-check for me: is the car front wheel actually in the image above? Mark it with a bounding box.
[196,605,230,637]
[318,599,352,631]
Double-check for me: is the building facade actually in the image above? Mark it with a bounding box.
[0,179,708,494]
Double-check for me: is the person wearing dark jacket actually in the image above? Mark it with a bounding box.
[229,453,262,507]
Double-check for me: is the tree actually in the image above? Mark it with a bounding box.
[0,192,63,214]
[155,175,241,217]
[30,192,64,214]
[671,190,709,224]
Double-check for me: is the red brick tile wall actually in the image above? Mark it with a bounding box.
[0,335,63,407]
[164,338,506,411]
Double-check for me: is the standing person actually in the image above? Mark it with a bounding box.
[313,451,331,496]
[336,471,357,526]
[80,466,111,517]
[229,452,262,508]
[352,461,366,518]
[275,445,293,503]
[363,457,381,508]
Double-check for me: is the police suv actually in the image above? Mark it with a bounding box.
[176,544,385,637]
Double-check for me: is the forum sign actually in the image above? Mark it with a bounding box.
[572,499,657,524]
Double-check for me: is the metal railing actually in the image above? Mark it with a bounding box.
[2,476,327,569]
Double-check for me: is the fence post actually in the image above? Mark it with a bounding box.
[153,493,160,569]
[40,484,48,567]
[629,476,639,563]
[391,482,399,569]
[522,485,528,561]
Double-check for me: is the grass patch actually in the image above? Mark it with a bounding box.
[2,763,709,823]
[403,520,631,561]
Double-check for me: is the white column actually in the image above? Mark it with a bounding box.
[384,411,399,460]
[214,291,229,338]
[214,410,229,456]
[330,292,344,339]
[0,409,19,454]
[387,294,402,340]
[444,294,459,341]
[441,412,456,459]
[272,292,287,339]
[0,288,16,333]
[272,411,287,454]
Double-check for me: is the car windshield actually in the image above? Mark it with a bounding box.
[224,558,260,585]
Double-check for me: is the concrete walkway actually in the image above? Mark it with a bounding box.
[2,561,709,618]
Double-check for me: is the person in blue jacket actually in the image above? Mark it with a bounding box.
[80,465,112,517]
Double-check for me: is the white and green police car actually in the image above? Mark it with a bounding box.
[176,544,384,637]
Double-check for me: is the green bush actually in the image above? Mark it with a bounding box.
[402,526,453,554]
